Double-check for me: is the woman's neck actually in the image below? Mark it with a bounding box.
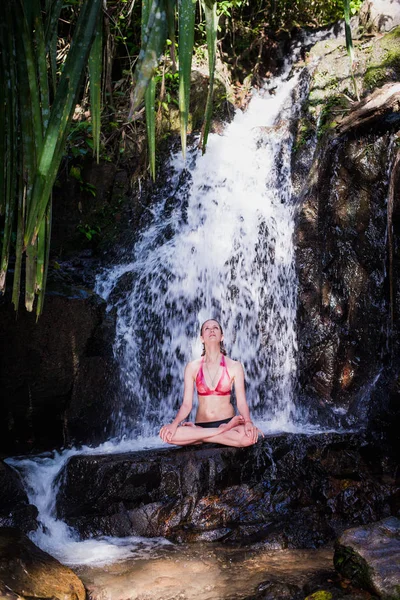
[204,347,221,363]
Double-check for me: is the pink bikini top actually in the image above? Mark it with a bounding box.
[195,354,232,397]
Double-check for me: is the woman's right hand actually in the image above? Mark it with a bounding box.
[159,422,178,443]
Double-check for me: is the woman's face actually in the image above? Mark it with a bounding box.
[201,320,223,343]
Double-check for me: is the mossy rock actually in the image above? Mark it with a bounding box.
[364,27,400,91]
[334,518,400,600]
[299,27,400,146]
[305,591,334,600]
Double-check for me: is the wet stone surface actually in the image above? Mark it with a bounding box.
[56,432,398,547]
[334,517,400,599]
[0,462,38,533]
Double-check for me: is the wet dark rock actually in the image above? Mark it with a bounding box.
[334,517,400,599]
[292,27,400,431]
[0,284,119,453]
[0,462,37,533]
[56,433,397,546]
[295,129,390,414]
[247,580,303,600]
[0,527,85,600]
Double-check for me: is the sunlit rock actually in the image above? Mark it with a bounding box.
[0,528,85,600]
[334,517,400,598]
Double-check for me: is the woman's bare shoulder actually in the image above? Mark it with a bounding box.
[185,358,202,375]
[225,356,243,373]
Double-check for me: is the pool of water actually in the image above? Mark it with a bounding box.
[76,544,335,600]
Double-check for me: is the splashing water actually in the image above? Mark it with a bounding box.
[97,48,317,438]
[6,437,170,566]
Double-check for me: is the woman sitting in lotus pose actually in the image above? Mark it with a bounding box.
[159,319,260,447]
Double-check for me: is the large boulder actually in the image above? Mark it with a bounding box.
[56,433,398,546]
[0,283,119,453]
[0,528,85,600]
[334,517,400,599]
[0,462,37,533]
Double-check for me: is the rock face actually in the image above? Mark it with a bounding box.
[334,517,400,599]
[0,285,119,453]
[56,433,398,546]
[0,462,37,533]
[293,28,400,419]
[0,527,85,600]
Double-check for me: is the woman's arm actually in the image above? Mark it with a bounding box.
[234,362,258,442]
[159,363,195,442]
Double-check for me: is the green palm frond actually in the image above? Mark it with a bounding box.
[199,0,218,153]
[178,0,197,158]
[1,0,103,314]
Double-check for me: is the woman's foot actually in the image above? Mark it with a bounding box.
[218,415,244,432]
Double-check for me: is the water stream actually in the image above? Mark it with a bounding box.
[7,28,341,570]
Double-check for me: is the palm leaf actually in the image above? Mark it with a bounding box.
[25,239,37,312]
[343,0,359,100]
[129,0,168,118]
[142,0,157,180]
[178,0,196,157]
[0,1,18,292]
[199,0,218,153]
[44,0,64,94]
[36,201,52,317]
[16,0,44,157]
[24,0,103,247]
[166,0,177,71]
[145,78,157,179]
[89,8,103,163]
[12,175,25,310]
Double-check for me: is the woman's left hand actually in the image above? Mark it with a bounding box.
[244,421,261,444]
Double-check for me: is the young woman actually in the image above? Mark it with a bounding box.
[159,319,260,447]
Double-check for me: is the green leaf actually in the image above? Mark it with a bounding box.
[24,0,103,248]
[199,0,218,153]
[25,239,38,312]
[129,0,168,117]
[146,77,157,180]
[166,0,177,71]
[178,0,197,158]
[343,0,354,64]
[0,1,18,293]
[88,8,103,163]
[36,193,52,317]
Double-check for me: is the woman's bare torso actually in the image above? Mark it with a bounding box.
[190,356,237,423]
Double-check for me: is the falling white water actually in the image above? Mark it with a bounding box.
[6,437,170,566]
[97,58,309,437]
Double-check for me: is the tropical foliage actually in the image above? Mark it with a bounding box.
[1,0,359,315]
[0,0,103,315]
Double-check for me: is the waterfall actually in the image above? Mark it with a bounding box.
[96,36,325,438]
[7,28,341,566]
